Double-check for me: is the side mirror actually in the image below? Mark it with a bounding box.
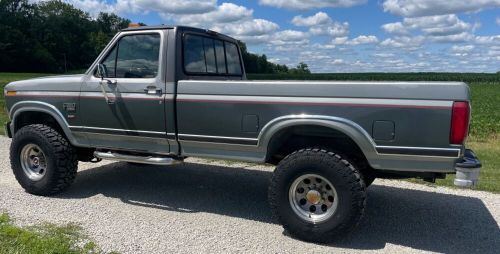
[96,64,107,80]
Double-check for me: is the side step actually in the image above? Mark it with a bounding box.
[94,151,183,165]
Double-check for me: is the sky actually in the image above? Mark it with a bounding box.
[57,0,500,73]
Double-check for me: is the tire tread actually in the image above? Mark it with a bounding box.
[10,124,77,195]
[268,148,366,243]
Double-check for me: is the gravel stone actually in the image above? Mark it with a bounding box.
[0,137,498,253]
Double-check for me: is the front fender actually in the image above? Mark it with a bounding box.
[9,101,81,146]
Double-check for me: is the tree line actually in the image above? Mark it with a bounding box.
[238,42,310,74]
[0,0,309,74]
[0,0,130,73]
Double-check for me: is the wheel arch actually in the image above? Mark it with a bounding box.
[258,115,378,165]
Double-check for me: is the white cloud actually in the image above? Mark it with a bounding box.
[380,36,425,49]
[155,2,278,45]
[373,53,395,58]
[174,3,253,27]
[475,35,500,45]
[273,30,308,41]
[331,37,349,45]
[328,35,378,45]
[381,15,476,43]
[259,0,367,10]
[403,15,474,36]
[429,32,473,43]
[331,59,346,65]
[381,22,408,34]
[291,12,332,26]
[348,35,379,45]
[291,12,349,38]
[116,0,217,15]
[212,19,279,36]
[383,0,500,17]
[451,45,475,53]
[310,22,350,37]
[36,0,115,16]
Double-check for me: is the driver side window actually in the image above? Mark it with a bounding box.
[99,33,161,78]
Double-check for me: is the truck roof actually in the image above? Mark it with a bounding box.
[122,25,174,31]
[122,25,238,42]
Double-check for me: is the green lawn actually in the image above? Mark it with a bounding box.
[0,213,107,254]
[0,73,499,192]
[434,138,500,192]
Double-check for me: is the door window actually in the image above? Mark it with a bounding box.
[99,33,161,78]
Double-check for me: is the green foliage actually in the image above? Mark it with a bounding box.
[0,212,106,254]
[469,83,500,140]
[289,62,311,74]
[238,41,291,74]
[0,0,130,73]
[239,41,310,74]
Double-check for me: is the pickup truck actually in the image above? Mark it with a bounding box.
[4,25,481,243]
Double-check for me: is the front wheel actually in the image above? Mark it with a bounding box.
[10,124,78,196]
[268,148,366,243]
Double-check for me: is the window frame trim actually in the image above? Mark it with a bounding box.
[182,32,243,77]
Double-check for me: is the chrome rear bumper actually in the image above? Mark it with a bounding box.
[454,149,481,188]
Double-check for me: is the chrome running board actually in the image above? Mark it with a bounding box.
[94,151,183,165]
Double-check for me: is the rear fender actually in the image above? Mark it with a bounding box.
[257,115,378,164]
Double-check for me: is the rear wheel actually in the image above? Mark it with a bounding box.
[269,148,366,243]
[10,124,78,196]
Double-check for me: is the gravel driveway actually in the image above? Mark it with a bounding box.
[0,137,499,253]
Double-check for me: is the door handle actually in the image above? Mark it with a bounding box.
[99,80,116,104]
[144,85,162,95]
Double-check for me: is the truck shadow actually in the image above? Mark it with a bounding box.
[58,162,500,253]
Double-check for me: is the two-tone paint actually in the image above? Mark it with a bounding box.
[4,26,471,174]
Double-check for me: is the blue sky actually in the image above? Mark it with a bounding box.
[61,0,500,72]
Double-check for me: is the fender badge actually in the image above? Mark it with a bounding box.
[63,103,76,112]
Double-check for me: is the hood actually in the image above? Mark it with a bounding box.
[5,74,85,92]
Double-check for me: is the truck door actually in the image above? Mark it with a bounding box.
[78,30,170,154]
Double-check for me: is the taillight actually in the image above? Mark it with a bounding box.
[450,101,470,144]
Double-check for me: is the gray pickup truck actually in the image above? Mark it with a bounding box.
[4,26,481,242]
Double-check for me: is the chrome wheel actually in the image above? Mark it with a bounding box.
[289,174,338,224]
[20,144,47,181]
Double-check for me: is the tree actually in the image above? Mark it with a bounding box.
[290,62,311,74]
[0,0,131,73]
[237,41,295,74]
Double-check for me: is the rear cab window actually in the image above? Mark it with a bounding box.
[183,34,242,76]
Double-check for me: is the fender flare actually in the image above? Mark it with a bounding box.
[9,101,81,146]
[257,115,378,164]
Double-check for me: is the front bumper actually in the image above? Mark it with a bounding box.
[454,149,482,188]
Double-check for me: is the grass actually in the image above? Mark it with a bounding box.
[410,138,500,193]
[0,213,107,254]
[0,72,499,192]
[468,83,500,140]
